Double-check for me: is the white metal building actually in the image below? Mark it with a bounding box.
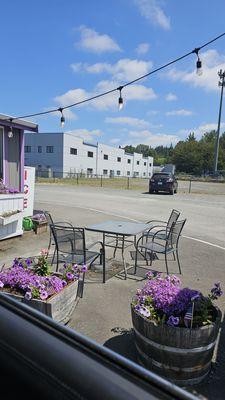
[24,132,153,178]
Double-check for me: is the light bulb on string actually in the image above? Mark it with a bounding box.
[8,120,13,138]
[118,86,124,110]
[194,48,203,76]
[59,108,65,128]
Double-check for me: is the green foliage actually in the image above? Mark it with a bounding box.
[124,130,225,175]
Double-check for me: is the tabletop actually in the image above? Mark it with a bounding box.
[86,220,150,236]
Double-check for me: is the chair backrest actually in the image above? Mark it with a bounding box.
[167,209,181,230]
[43,210,54,226]
[50,224,86,261]
[166,219,186,248]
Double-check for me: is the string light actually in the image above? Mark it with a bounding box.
[4,32,225,123]
[59,108,65,128]
[193,48,203,76]
[118,86,124,110]
[8,119,13,138]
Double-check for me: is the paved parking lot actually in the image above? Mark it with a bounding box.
[1,183,225,399]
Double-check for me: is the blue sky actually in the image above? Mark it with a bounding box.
[1,0,225,148]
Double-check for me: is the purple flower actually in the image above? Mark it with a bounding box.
[167,316,180,326]
[81,265,87,273]
[66,272,74,280]
[25,291,32,300]
[211,282,223,299]
[40,291,48,300]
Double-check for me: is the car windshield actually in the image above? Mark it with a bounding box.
[152,173,171,179]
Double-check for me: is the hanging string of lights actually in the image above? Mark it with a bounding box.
[6,31,225,127]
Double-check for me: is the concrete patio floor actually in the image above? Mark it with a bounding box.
[1,184,225,399]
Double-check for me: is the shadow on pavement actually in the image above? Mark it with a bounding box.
[104,328,138,363]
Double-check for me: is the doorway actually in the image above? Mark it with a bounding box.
[8,128,21,190]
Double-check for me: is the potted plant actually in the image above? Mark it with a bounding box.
[131,272,222,386]
[0,249,87,324]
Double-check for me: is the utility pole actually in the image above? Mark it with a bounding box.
[213,69,225,175]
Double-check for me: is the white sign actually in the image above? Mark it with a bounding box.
[23,166,35,217]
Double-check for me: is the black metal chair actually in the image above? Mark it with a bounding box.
[143,209,181,241]
[135,219,186,275]
[49,224,106,289]
[42,210,74,253]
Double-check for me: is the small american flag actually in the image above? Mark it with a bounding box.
[184,303,194,328]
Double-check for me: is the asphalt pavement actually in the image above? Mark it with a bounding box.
[1,183,225,400]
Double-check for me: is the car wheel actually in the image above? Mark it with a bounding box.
[149,189,154,194]
[174,188,177,194]
[169,188,174,195]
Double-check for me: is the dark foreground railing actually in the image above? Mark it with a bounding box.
[0,293,198,400]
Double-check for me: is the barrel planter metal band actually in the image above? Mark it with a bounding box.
[131,306,221,386]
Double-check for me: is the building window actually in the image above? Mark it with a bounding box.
[38,146,42,153]
[127,159,131,164]
[87,168,93,175]
[25,146,31,153]
[144,162,146,166]
[46,146,54,153]
[143,172,146,176]
[127,171,130,176]
[137,161,140,165]
[88,151,93,158]
[38,165,42,169]
[134,171,139,177]
[117,157,121,162]
[104,154,108,160]
[117,170,121,175]
[103,169,108,175]
[70,148,77,155]
[149,163,152,167]
[46,165,51,169]
[149,172,151,176]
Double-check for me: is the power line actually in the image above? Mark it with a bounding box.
[6,31,225,122]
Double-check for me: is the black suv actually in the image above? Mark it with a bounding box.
[149,172,178,195]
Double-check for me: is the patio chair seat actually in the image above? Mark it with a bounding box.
[139,242,173,254]
[58,250,101,265]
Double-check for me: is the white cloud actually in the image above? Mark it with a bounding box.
[71,58,153,82]
[65,128,102,142]
[135,42,149,55]
[105,116,150,128]
[55,80,157,112]
[166,49,225,92]
[70,63,83,73]
[75,25,121,53]
[146,110,159,116]
[110,138,121,144]
[165,92,177,101]
[178,122,225,139]
[166,109,193,116]
[125,129,178,147]
[134,0,170,30]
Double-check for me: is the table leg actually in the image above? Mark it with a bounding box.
[121,235,127,279]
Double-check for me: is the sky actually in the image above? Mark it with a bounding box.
[1,0,225,148]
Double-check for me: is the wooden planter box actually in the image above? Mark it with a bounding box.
[32,219,48,235]
[131,305,222,386]
[0,211,22,226]
[2,279,79,325]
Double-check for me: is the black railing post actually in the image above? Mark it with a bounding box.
[189,179,192,193]
[100,175,103,187]
[77,173,79,185]
[127,177,130,189]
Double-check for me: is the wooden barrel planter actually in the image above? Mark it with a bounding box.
[131,305,222,386]
[2,279,79,325]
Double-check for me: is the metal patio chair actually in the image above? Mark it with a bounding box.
[49,224,105,290]
[135,219,186,275]
[40,210,74,253]
[143,209,181,242]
